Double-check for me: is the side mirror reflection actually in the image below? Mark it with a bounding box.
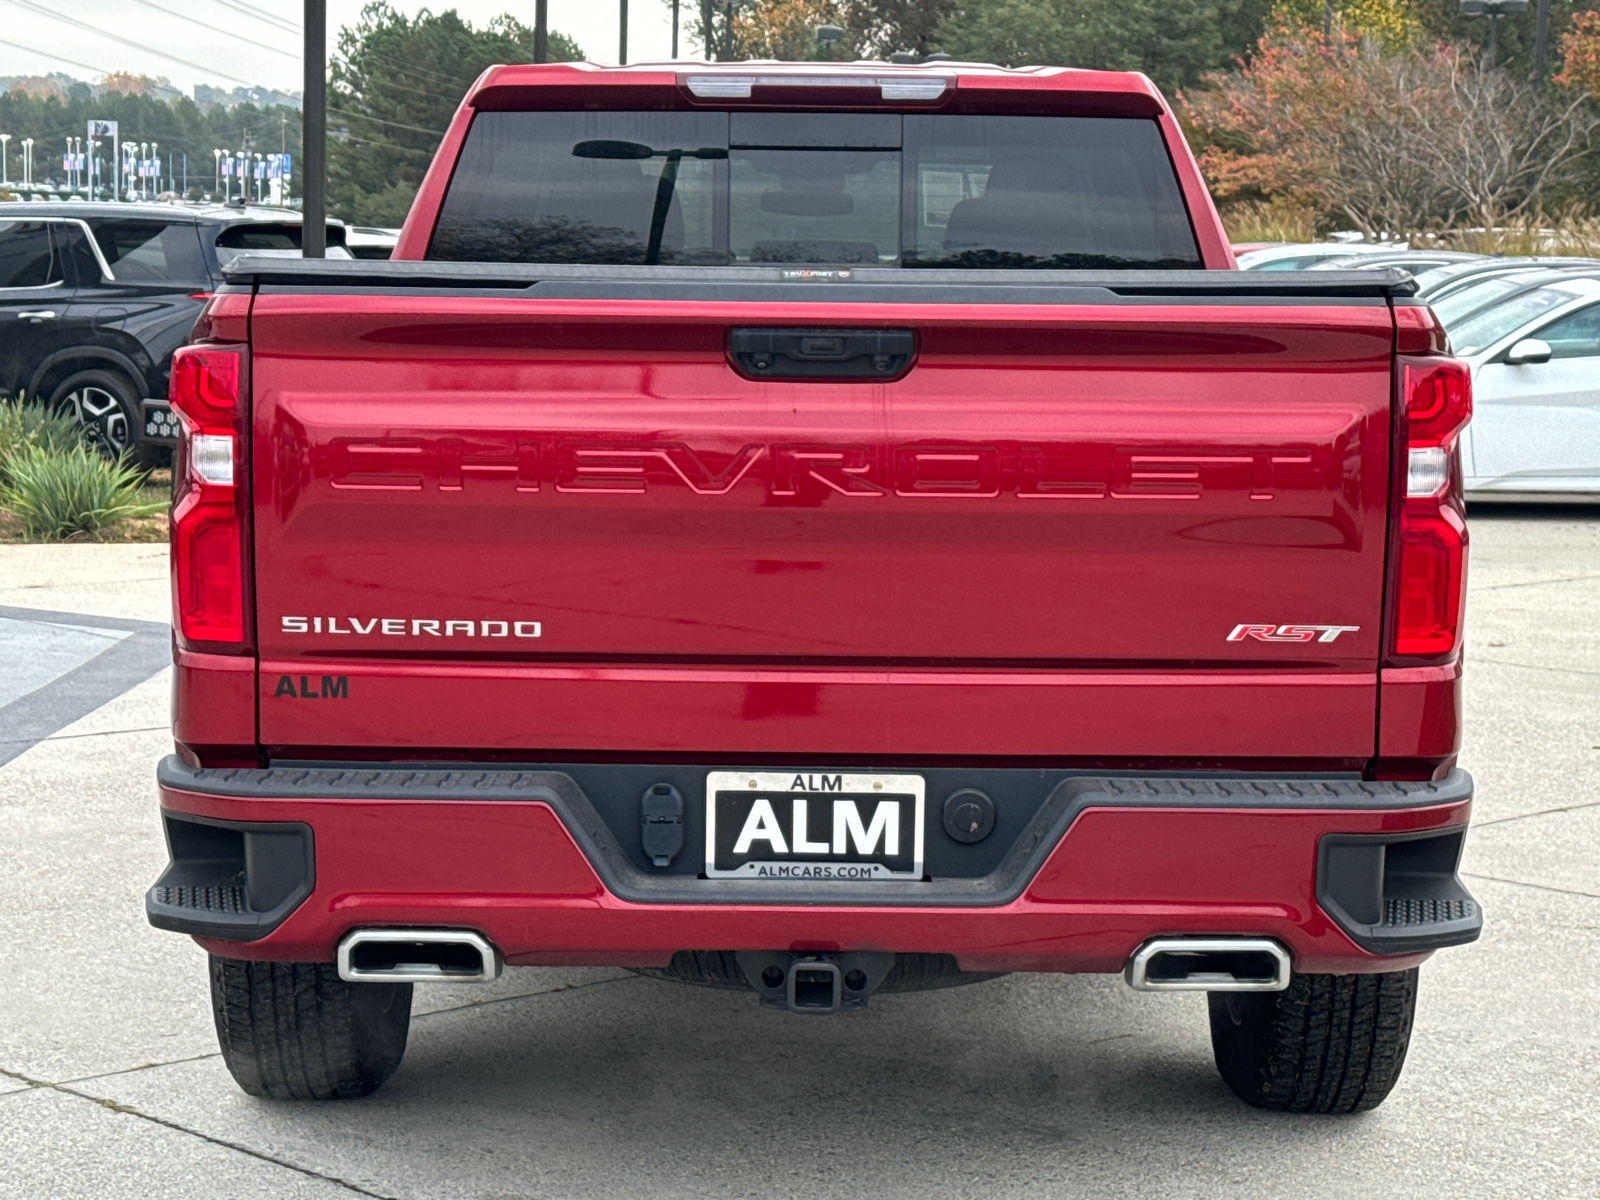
[1505,338,1552,365]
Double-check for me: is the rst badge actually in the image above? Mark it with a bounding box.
[705,771,925,881]
[1228,624,1361,644]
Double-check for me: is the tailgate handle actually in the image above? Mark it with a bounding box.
[729,328,915,381]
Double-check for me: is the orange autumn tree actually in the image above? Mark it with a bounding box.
[1556,10,1600,96]
[1182,19,1597,236]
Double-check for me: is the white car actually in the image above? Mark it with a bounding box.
[1443,274,1600,500]
[1235,242,1405,270]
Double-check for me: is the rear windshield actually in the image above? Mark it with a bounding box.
[213,222,348,268]
[429,112,1200,270]
[89,220,208,284]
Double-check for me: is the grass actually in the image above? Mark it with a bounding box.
[0,397,172,543]
[1220,202,1600,255]
[1431,211,1600,257]
[1219,198,1322,245]
[0,443,167,541]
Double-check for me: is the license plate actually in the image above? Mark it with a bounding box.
[705,771,925,880]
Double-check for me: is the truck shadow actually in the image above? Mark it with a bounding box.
[316,968,1383,1195]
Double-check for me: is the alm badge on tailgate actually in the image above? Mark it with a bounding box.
[705,771,925,880]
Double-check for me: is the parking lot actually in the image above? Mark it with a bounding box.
[1,508,1597,1200]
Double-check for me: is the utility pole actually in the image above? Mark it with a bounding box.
[1458,1,1529,69]
[702,0,714,59]
[1533,0,1552,88]
[620,0,629,64]
[671,0,679,58]
[726,0,736,60]
[534,0,548,62]
[303,0,327,257]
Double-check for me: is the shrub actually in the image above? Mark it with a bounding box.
[0,443,165,541]
[0,399,87,482]
[1221,198,1322,245]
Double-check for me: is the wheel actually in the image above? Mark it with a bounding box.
[1208,969,1419,1113]
[209,956,412,1100]
[46,368,141,460]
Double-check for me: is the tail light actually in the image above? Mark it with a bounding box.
[1392,357,1471,658]
[169,344,249,648]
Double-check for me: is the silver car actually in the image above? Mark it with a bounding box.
[1442,273,1600,500]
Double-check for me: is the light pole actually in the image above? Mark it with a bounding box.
[1533,0,1552,87]
[152,141,159,196]
[671,0,679,57]
[253,152,263,203]
[619,0,628,65]
[21,138,32,188]
[534,0,547,62]
[139,142,148,199]
[89,139,99,198]
[304,0,328,257]
[0,134,9,187]
[214,148,222,199]
[65,138,73,192]
[1458,0,1529,67]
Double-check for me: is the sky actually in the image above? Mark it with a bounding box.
[0,0,690,96]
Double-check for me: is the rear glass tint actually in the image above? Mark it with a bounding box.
[431,111,727,265]
[429,111,1200,269]
[214,222,347,268]
[0,221,60,288]
[89,220,208,283]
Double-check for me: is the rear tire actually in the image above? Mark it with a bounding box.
[209,957,412,1100]
[47,368,144,461]
[1208,969,1418,1113]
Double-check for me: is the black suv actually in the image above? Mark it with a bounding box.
[0,202,351,457]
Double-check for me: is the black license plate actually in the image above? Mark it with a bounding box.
[705,771,925,880]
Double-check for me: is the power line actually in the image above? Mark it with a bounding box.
[327,106,447,138]
[211,0,299,35]
[0,0,259,87]
[127,0,298,59]
[0,35,133,85]
[207,0,484,106]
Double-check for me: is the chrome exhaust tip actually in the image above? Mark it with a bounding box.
[1124,937,1291,993]
[337,928,501,984]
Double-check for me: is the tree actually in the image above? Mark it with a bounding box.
[935,0,1225,93]
[1182,19,1599,235]
[690,0,957,62]
[1556,9,1600,95]
[326,2,582,227]
[0,80,301,200]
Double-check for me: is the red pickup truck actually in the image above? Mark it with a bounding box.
[147,61,1479,1112]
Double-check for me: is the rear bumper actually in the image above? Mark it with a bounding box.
[148,757,1480,975]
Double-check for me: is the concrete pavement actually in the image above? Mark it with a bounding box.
[1,515,1597,1199]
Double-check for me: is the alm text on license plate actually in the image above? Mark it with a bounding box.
[704,771,925,880]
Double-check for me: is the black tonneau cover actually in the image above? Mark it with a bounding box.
[223,257,1421,303]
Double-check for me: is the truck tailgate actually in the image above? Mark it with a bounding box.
[247,288,1395,761]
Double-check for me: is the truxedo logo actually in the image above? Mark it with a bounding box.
[281,617,541,638]
[1228,623,1361,644]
